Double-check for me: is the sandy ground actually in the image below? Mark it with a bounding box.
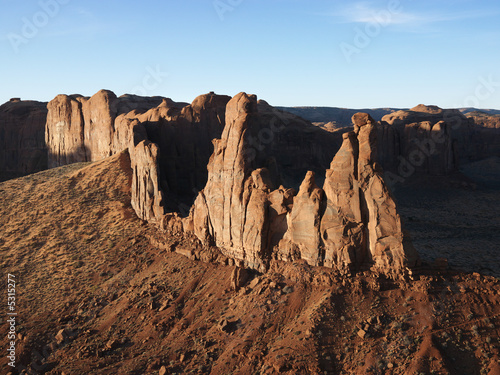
[393,158,500,279]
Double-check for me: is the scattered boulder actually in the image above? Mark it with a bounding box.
[55,328,70,345]
[105,339,119,350]
[231,267,250,290]
[357,329,367,339]
[218,318,240,333]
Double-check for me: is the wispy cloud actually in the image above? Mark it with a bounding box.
[76,7,96,20]
[326,1,499,29]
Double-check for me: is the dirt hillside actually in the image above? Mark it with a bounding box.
[0,152,499,375]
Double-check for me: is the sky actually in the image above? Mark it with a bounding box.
[1,0,499,109]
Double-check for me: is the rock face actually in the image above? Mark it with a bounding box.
[278,114,419,276]
[190,94,418,276]
[46,91,167,168]
[466,111,500,129]
[465,112,500,162]
[130,140,164,222]
[0,98,47,180]
[46,90,230,221]
[46,94,87,168]
[280,104,500,181]
[191,93,269,270]
[46,89,343,222]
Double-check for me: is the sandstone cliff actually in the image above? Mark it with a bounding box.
[377,104,500,180]
[280,104,500,180]
[0,98,47,180]
[46,94,87,168]
[189,94,419,276]
[378,105,471,176]
[44,90,420,277]
[46,90,230,221]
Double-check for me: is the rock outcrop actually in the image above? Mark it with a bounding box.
[130,140,164,222]
[466,111,500,129]
[46,90,230,221]
[191,93,269,271]
[0,98,47,180]
[465,112,500,162]
[189,94,418,276]
[46,90,166,168]
[45,90,420,277]
[378,105,470,176]
[46,89,344,222]
[280,104,500,181]
[46,94,87,168]
[279,113,419,276]
[377,104,500,180]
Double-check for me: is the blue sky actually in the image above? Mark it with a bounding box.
[1,0,499,109]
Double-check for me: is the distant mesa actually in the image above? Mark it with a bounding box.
[410,104,443,114]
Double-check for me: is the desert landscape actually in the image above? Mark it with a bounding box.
[0,90,499,375]
[2,1,500,374]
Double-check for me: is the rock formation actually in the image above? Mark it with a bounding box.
[44,90,421,276]
[46,90,344,221]
[190,93,270,271]
[278,113,419,276]
[466,111,500,129]
[0,98,47,180]
[46,90,230,220]
[189,94,419,276]
[130,140,164,222]
[9,88,500,279]
[377,105,470,176]
[280,104,500,180]
[45,91,166,168]
[46,94,87,168]
[465,111,500,162]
